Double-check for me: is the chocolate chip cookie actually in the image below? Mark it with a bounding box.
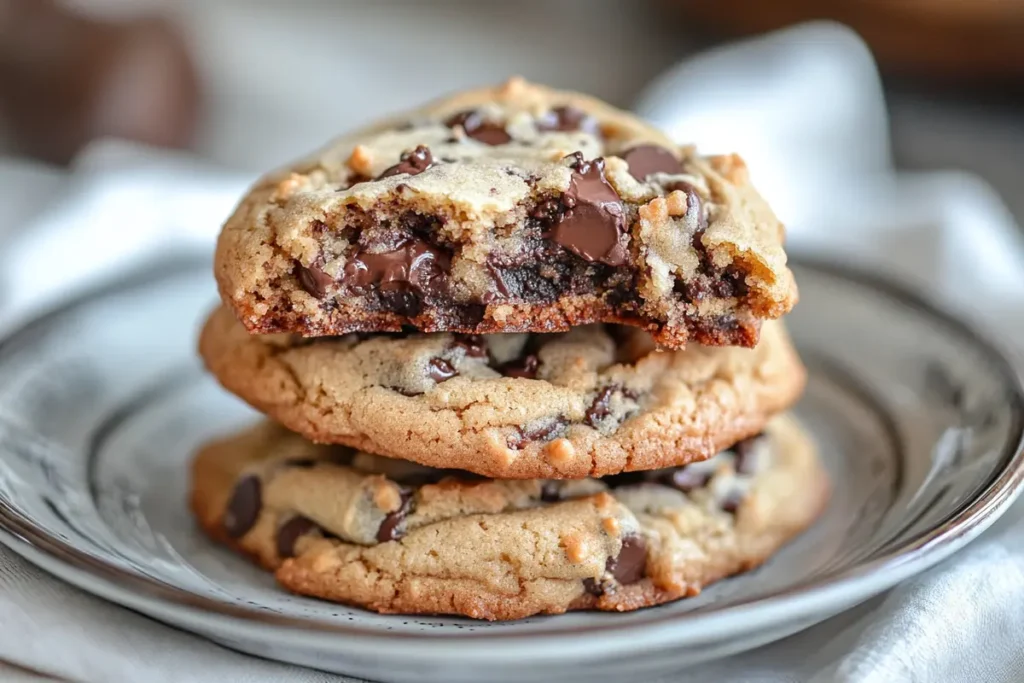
[215,77,796,349]
[190,415,828,620]
[199,306,806,479]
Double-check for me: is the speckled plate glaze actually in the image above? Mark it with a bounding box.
[0,258,1021,683]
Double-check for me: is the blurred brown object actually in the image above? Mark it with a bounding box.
[0,0,200,164]
[678,0,1024,84]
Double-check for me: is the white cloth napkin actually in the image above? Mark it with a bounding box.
[1,22,1024,683]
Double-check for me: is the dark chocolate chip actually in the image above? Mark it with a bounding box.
[507,418,565,450]
[584,534,648,596]
[453,334,487,358]
[376,490,415,543]
[608,534,647,584]
[585,386,637,428]
[499,353,539,379]
[664,467,711,493]
[539,481,563,502]
[276,515,317,558]
[530,197,566,224]
[582,577,605,596]
[713,266,749,299]
[666,181,708,232]
[483,261,512,301]
[547,155,627,266]
[342,238,450,298]
[622,144,683,181]
[732,434,765,475]
[223,475,261,538]
[537,106,598,134]
[445,110,511,145]
[378,145,434,179]
[427,357,457,383]
[676,277,712,304]
[296,262,333,299]
[585,386,616,427]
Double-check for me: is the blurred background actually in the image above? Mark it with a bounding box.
[1,0,1022,222]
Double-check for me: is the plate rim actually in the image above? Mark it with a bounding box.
[0,255,1022,657]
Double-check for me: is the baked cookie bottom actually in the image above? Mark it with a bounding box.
[199,308,806,479]
[190,415,828,621]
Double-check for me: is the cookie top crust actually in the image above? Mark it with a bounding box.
[199,306,806,479]
[190,415,828,620]
[215,78,796,348]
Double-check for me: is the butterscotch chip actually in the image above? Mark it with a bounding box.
[561,533,589,563]
[545,438,576,466]
[346,145,374,177]
[189,415,828,621]
[214,79,796,349]
[199,308,806,479]
[602,516,621,535]
[665,190,689,217]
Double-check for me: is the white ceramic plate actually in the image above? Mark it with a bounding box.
[0,257,1021,683]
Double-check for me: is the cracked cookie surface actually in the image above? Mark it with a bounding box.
[199,307,806,478]
[214,78,796,349]
[190,415,828,620]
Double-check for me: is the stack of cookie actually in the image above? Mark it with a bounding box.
[191,78,829,621]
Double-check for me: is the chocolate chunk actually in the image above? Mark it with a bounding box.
[525,419,563,441]
[732,434,765,475]
[223,475,261,538]
[585,386,637,428]
[507,418,565,450]
[714,266,749,299]
[342,238,450,297]
[536,106,598,134]
[453,334,487,358]
[499,353,539,379]
[548,155,627,266]
[276,515,317,558]
[378,145,434,179]
[539,481,563,502]
[376,490,415,542]
[483,262,512,301]
[622,145,683,181]
[666,181,708,232]
[296,262,333,299]
[676,277,712,304]
[608,534,647,585]
[427,357,457,383]
[530,197,566,224]
[445,110,511,145]
[585,386,616,427]
[664,467,711,493]
[584,533,648,596]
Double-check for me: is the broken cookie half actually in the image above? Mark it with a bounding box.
[215,78,796,349]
